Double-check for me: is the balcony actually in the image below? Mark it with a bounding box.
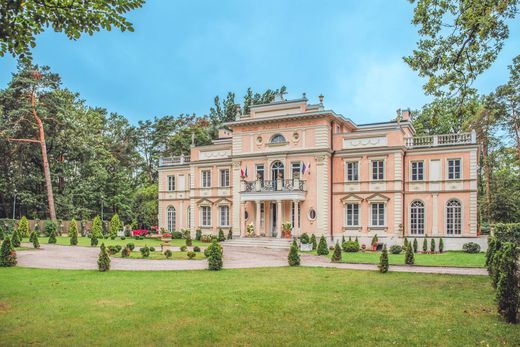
[159,155,191,167]
[405,130,476,149]
[240,179,306,201]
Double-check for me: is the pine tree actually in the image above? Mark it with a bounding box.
[371,234,378,247]
[496,242,519,323]
[288,243,300,266]
[17,216,30,238]
[11,229,21,247]
[186,235,192,246]
[109,214,122,239]
[208,240,223,271]
[405,244,415,265]
[430,238,436,253]
[0,236,16,267]
[69,219,78,246]
[48,228,57,244]
[379,244,389,273]
[227,229,233,240]
[44,220,57,237]
[29,229,35,243]
[91,234,98,247]
[218,228,225,242]
[310,234,317,250]
[404,237,409,249]
[317,235,329,255]
[439,238,444,253]
[423,238,428,252]
[91,216,103,239]
[30,231,40,248]
[331,241,342,262]
[97,243,111,272]
[413,238,418,253]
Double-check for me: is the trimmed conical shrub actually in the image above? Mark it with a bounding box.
[403,237,408,249]
[208,240,223,271]
[11,229,21,247]
[17,216,30,238]
[91,216,103,239]
[97,243,111,272]
[413,238,418,253]
[91,234,98,247]
[430,238,436,253]
[30,231,40,248]
[0,224,4,240]
[317,236,329,255]
[69,219,78,246]
[227,229,233,240]
[342,235,345,244]
[379,244,389,273]
[288,243,300,266]
[405,244,414,265]
[423,238,428,252]
[109,214,122,239]
[48,228,57,244]
[218,228,225,242]
[331,241,342,262]
[186,235,193,246]
[496,242,519,323]
[0,237,16,267]
[310,234,317,250]
[44,220,56,237]
[439,238,444,253]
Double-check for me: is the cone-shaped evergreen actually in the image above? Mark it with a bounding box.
[0,224,4,240]
[69,219,78,245]
[310,234,317,250]
[331,241,342,262]
[423,238,428,252]
[91,234,98,247]
[29,229,35,243]
[439,238,444,253]
[11,229,21,247]
[109,214,122,238]
[0,236,17,267]
[48,229,57,244]
[430,238,436,253]
[30,231,40,248]
[378,244,389,273]
[405,243,415,265]
[186,235,192,246]
[91,216,103,238]
[97,243,111,272]
[403,237,408,249]
[207,240,223,271]
[413,238,418,253]
[288,244,300,266]
[227,229,233,240]
[496,242,519,323]
[317,235,329,255]
[17,216,30,238]
[218,228,225,241]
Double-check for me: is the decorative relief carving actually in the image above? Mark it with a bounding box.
[199,150,231,160]
[343,136,387,149]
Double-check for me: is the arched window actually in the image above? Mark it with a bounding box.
[410,200,424,235]
[446,199,462,235]
[167,206,176,232]
[271,161,284,179]
[270,134,286,144]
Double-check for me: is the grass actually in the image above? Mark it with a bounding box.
[19,236,206,248]
[0,267,517,346]
[112,250,205,260]
[310,250,485,268]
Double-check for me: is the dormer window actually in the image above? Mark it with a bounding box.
[270,134,286,144]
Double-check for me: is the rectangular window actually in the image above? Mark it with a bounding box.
[346,162,359,181]
[372,160,384,180]
[291,162,302,179]
[448,159,461,179]
[201,206,211,227]
[220,169,230,187]
[256,164,264,182]
[371,203,385,226]
[219,206,229,227]
[167,175,175,191]
[411,161,424,181]
[346,203,359,226]
[201,170,211,188]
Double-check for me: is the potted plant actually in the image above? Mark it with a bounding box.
[371,234,379,251]
[246,223,255,237]
[281,221,292,239]
[299,232,312,251]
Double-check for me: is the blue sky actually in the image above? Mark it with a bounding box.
[1,1,518,125]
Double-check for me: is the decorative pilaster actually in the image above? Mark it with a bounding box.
[255,201,261,236]
[276,200,282,239]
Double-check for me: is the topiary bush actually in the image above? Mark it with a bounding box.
[389,245,402,254]
[30,231,40,249]
[317,236,329,255]
[109,214,122,239]
[422,238,428,252]
[193,246,201,252]
[187,251,196,259]
[140,245,150,258]
[121,247,131,258]
[69,219,78,245]
[413,238,418,253]
[331,242,342,262]
[218,228,225,242]
[90,234,98,247]
[171,231,183,239]
[195,228,202,241]
[11,229,21,247]
[107,245,119,255]
[207,240,223,270]
[378,244,389,273]
[0,236,17,267]
[342,241,360,253]
[180,245,187,252]
[186,236,192,246]
[17,216,30,238]
[310,234,317,250]
[300,233,310,244]
[495,242,519,323]
[126,242,135,251]
[164,250,172,259]
[48,229,57,244]
[44,220,57,237]
[371,234,378,247]
[200,234,212,243]
[288,243,300,266]
[97,243,111,272]
[405,244,414,265]
[439,238,444,253]
[463,242,481,253]
[227,229,233,240]
[149,247,155,252]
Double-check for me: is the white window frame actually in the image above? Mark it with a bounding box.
[409,200,425,235]
[291,162,302,179]
[371,160,385,181]
[445,199,463,235]
[219,205,230,227]
[219,169,230,187]
[410,161,424,181]
[201,206,211,227]
[346,161,359,182]
[370,202,386,227]
[167,175,175,191]
[345,203,360,227]
[447,158,462,180]
[201,170,211,188]
[167,206,176,232]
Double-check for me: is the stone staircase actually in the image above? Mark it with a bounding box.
[222,237,292,250]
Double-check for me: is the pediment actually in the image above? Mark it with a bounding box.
[366,193,390,202]
[215,197,232,205]
[196,198,213,206]
[340,193,364,204]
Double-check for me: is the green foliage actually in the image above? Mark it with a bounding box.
[430,238,436,253]
[439,238,444,253]
[378,245,389,273]
[495,242,519,323]
[489,239,503,288]
[195,229,202,241]
[11,230,21,247]
[0,224,4,240]
[413,238,418,253]
[0,237,16,267]
[44,221,56,237]
[317,236,329,256]
[300,233,310,244]
[109,214,122,238]
[48,229,57,244]
[389,245,402,254]
[494,223,520,245]
[342,241,360,253]
[405,244,415,265]
[164,250,172,259]
[462,242,481,253]
[121,247,131,258]
[331,242,342,263]
[17,216,30,238]
[140,245,150,258]
[90,234,98,247]
[185,236,192,247]
[227,229,233,240]
[91,216,103,239]
[30,231,39,249]
[193,246,201,252]
[187,251,196,260]
[207,240,223,271]
[172,231,183,239]
[310,234,317,250]
[97,243,111,272]
[126,243,135,251]
[69,219,78,246]
[371,234,378,246]
[218,228,225,242]
[180,245,187,252]
[403,238,408,249]
[423,238,428,252]
[288,244,300,266]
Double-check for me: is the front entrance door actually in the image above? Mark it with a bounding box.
[270,202,277,236]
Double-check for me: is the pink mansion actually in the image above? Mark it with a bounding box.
[158,95,483,249]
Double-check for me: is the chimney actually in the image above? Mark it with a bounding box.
[401,108,411,121]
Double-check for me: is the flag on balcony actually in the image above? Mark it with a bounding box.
[307,162,311,174]
[302,163,307,174]
[240,169,245,178]
[245,167,248,177]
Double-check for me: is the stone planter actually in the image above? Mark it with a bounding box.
[300,243,312,251]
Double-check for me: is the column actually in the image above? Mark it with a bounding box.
[240,202,246,237]
[293,200,299,237]
[276,200,282,239]
[255,201,262,236]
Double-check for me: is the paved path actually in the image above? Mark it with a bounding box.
[16,243,487,275]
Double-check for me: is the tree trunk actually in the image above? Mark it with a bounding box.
[31,92,57,221]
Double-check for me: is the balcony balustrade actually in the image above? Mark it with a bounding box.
[241,179,305,193]
[159,155,191,166]
[405,130,476,149]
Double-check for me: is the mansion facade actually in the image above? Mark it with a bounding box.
[158,95,482,249]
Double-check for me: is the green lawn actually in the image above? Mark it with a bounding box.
[20,236,206,248]
[311,250,485,268]
[0,267,517,346]
[112,250,205,260]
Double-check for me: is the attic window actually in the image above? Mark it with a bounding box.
[270,134,286,144]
